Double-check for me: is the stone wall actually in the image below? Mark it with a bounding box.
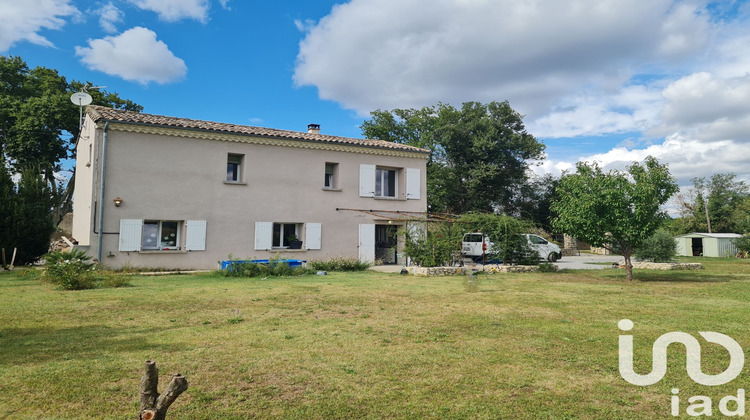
[407,265,542,276]
[617,261,703,270]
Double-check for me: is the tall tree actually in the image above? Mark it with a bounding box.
[676,173,749,233]
[0,55,142,224]
[552,156,678,281]
[361,101,545,215]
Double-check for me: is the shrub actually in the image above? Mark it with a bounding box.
[634,229,677,262]
[403,222,463,267]
[734,235,750,258]
[99,271,132,288]
[41,249,98,290]
[308,257,370,272]
[538,262,558,272]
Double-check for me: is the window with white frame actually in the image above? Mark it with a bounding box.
[227,153,243,182]
[254,222,322,250]
[142,220,180,250]
[375,167,397,197]
[273,223,300,248]
[360,164,420,199]
[119,219,206,252]
[324,162,338,189]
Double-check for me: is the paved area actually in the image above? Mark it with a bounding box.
[368,253,623,272]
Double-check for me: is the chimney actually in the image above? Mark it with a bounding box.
[307,123,320,134]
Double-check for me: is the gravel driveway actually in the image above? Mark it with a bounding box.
[553,253,622,270]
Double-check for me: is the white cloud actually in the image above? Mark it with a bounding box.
[75,27,187,85]
[530,84,664,138]
[128,0,209,22]
[534,134,750,187]
[96,2,124,33]
[294,0,710,117]
[0,0,79,51]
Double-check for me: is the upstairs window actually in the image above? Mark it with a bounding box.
[375,168,397,197]
[324,163,338,189]
[227,154,243,182]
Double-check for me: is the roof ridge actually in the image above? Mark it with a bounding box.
[86,106,430,154]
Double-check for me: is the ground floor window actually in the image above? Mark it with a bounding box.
[119,219,206,252]
[142,220,180,250]
[273,223,300,248]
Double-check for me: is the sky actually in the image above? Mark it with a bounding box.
[2,0,750,194]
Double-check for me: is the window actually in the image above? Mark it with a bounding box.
[254,222,321,250]
[227,154,243,182]
[375,168,397,197]
[324,162,338,189]
[273,223,300,248]
[119,219,206,252]
[142,220,180,250]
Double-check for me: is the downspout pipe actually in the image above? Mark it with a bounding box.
[96,122,109,262]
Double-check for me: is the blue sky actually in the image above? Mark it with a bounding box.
[2,0,750,191]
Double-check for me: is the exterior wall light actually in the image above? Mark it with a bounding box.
[113,197,123,207]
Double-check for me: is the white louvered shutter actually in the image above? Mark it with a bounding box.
[406,168,421,200]
[305,223,322,250]
[359,164,376,197]
[254,222,273,250]
[185,220,207,251]
[119,219,143,251]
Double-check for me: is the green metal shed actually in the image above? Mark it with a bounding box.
[674,233,742,257]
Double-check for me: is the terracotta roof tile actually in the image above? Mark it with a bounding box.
[87,106,430,154]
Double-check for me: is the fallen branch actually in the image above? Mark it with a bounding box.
[139,360,188,420]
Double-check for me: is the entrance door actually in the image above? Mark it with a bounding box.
[375,225,398,264]
[691,238,703,256]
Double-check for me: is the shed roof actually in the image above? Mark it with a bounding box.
[86,106,430,155]
[674,233,743,239]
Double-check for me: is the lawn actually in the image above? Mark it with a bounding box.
[1,258,750,419]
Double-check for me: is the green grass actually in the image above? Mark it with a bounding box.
[1,258,750,419]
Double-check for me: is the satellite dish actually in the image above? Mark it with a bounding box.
[70,92,93,106]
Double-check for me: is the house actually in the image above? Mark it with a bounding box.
[71,106,429,270]
[674,233,742,257]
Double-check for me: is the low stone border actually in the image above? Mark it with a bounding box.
[407,265,542,276]
[616,261,703,270]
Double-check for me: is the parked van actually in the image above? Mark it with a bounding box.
[461,233,562,262]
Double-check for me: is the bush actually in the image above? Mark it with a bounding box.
[634,229,677,262]
[403,222,463,267]
[41,249,98,290]
[734,235,750,258]
[308,257,370,272]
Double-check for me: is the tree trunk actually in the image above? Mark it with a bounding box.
[139,360,188,420]
[704,198,712,233]
[623,253,634,282]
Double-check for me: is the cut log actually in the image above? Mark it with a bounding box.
[138,361,188,420]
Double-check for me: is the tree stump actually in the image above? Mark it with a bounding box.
[139,360,188,420]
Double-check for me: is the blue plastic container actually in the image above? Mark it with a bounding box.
[219,259,307,270]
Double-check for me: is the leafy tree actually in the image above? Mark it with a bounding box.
[3,168,56,265]
[675,173,749,234]
[361,101,545,215]
[552,156,678,281]
[0,163,15,267]
[0,55,142,224]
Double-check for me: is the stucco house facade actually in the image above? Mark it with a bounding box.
[72,106,429,270]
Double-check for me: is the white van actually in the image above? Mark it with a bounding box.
[461,233,562,262]
[522,234,562,262]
